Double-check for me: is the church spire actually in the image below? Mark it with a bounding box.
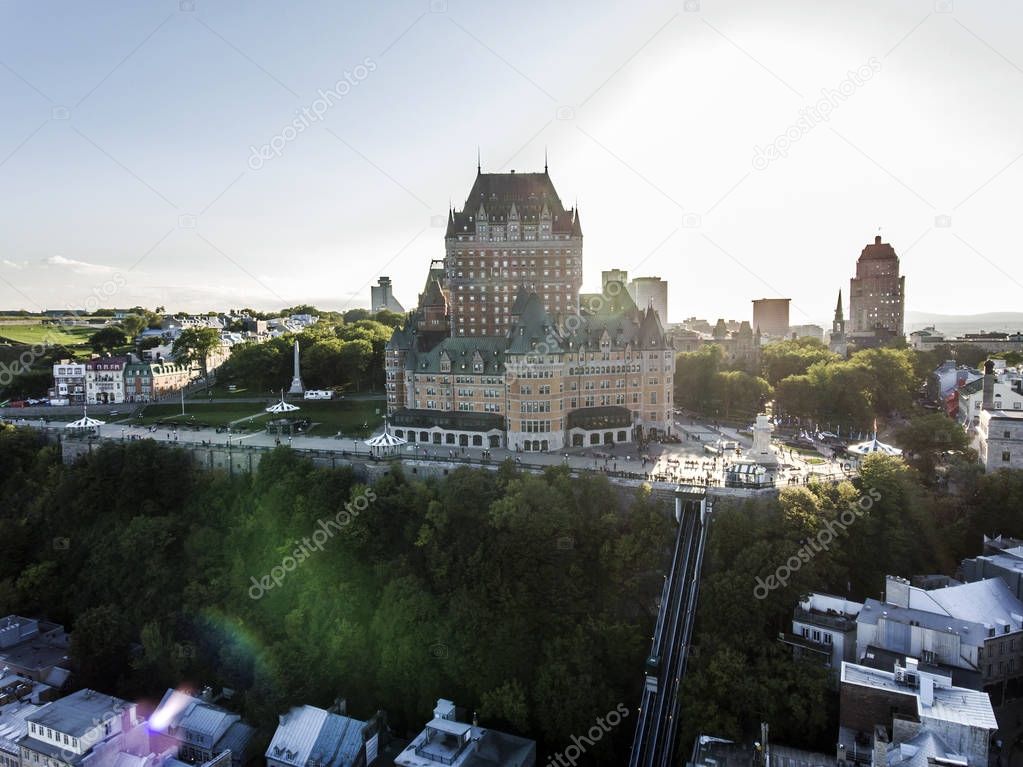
[834,290,844,320]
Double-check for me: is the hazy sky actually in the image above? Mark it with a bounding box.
[2,0,1021,325]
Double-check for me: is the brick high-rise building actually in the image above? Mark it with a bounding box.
[849,235,905,342]
[444,165,582,336]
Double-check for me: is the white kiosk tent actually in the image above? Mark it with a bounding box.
[847,434,902,457]
[65,405,105,431]
[365,420,407,454]
[265,391,300,414]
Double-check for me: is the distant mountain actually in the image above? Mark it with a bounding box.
[906,311,1023,336]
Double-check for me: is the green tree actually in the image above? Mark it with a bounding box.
[717,370,772,418]
[71,604,133,689]
[171,327,222,385]
[119,314,149,340]
[674,345,722,413]
[896,413,972,483]
[90,326,127,352]
[761,338,838,386]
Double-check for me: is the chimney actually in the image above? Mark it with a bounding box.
[872,725,889,767]
[874,235,882,245]
[982,359,996,410]
[919,674,934,707]
[885,575,911,608]
[121,705,134,733]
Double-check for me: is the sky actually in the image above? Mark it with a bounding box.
[1,0,1022,326]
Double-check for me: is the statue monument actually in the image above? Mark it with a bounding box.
[288,340,304,395]
[751,413,778,466]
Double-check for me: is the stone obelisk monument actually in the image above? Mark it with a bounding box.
[751,413,778,466]
[288,340,304,395]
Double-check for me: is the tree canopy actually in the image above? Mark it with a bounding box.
[0,432,672,762]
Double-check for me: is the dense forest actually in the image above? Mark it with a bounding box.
[3,423,1023,758]
[0,425,672,762]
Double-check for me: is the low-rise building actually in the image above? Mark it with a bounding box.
[911,327,1023,354]
[782,593,863,669]
[789,324,825,342]
[926,360,982,407]
[394,699,535,767]
[960,537,1023,602]
[690,731,837,767]
[957,376,1023,428]
[838,660,996,767]
[48,362,86,406]
[265,704,370,767]
[124,362,194,403]
[0,701,39,767]
[18,688,139,767]
[856,575,1023,693]
[0,618,70,687]
[149,690,254,767]
[84,357,128,405]
[976,408,1023,472]
[666,320,759,367]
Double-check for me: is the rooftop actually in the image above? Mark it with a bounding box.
[26,689,134,738]
[859,235,899,261]
[0,617,69,676]
[0,701,40,756]
[860,576,1023,639]
[265,705,365,767]
[840,662,997,731]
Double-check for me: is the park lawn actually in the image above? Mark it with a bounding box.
[133,398,384,435]
[136,401,270,428]
[291,398,384,437]
[0,324,96,346]
[186,384,253,399]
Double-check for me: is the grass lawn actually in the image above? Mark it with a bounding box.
[135,398,384,435]
[293,399,384,436]
[137,401,269,428]
[186,384,254,399]
[0,324,95,346]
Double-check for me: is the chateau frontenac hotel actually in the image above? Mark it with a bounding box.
[384,166,675,452]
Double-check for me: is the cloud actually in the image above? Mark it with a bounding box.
[1,259,26,269]
[42,255,115,274]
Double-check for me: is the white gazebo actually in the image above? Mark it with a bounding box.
[65,406,105,432]
[365,420,407,454]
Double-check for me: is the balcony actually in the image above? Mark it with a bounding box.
[794,606,856,632]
